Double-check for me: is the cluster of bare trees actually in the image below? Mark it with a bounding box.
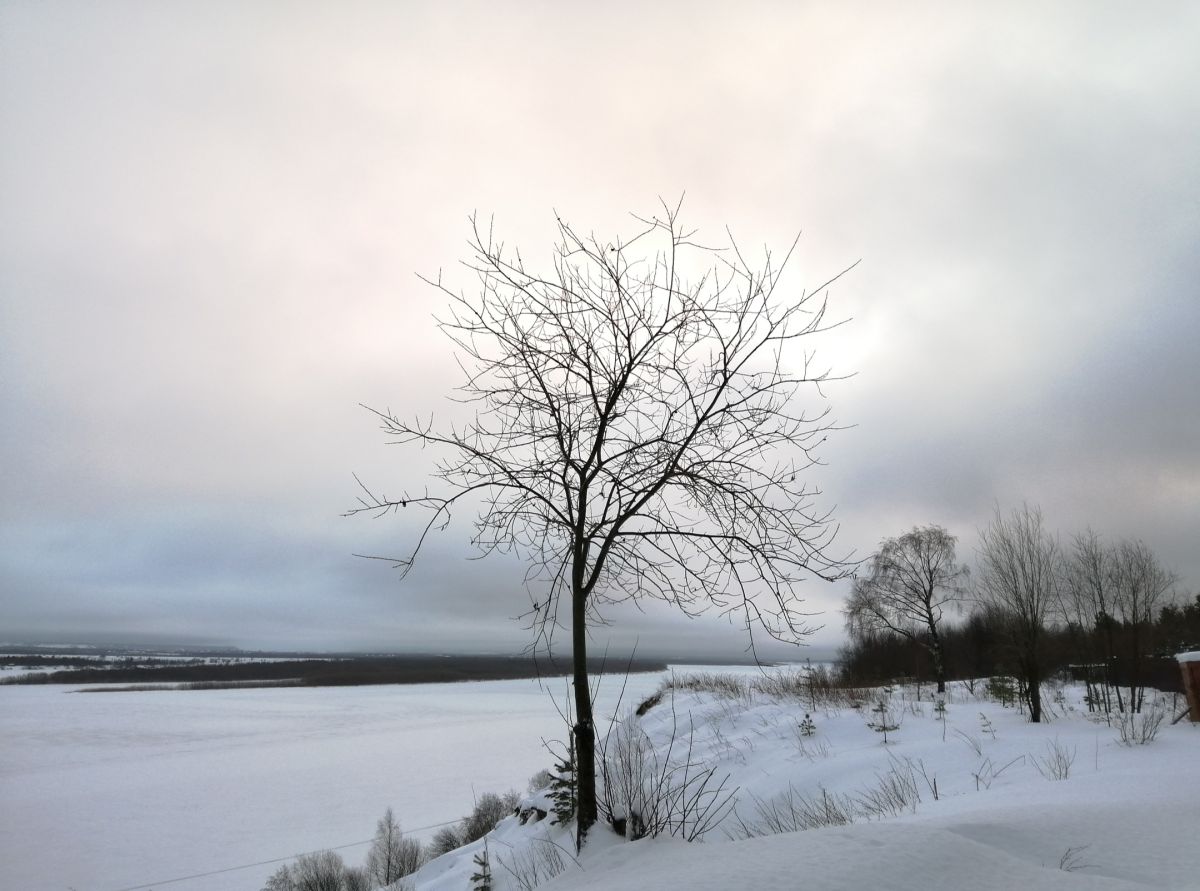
[262,809,423,891]
[1059,529,1179,714]
[844,508,1186,723]
[263,793,529,891]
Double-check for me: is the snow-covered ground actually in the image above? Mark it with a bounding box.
[1,666,742,891]
[408,676,1199,891]
[4,668,1194,891]
[0,671,668,891]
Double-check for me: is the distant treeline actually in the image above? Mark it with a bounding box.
[838,593,1200,696]
[0,654,668,687]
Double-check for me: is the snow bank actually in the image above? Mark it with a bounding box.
[419,676,1199,891]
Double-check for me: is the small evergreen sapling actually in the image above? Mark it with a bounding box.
[471,844,493,891]
[798,713,816,737]
[986,676,1016,707]
[548,739,577,825]
[868,700,900,744]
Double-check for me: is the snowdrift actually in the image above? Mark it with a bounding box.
[409,675,1199,891]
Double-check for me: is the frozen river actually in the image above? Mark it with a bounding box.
[0,665,772,891]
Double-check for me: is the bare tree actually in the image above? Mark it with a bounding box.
[262,863,295,891]
[1058,528,1121,711]
[429,826,463,859]
[1058,531,1178,714]
[976,504,1059,722]
[366,807,423,886]
[290,851,348,891]
[1110,538,1177,713]
[350,202,853,842]
[845,525,968,693]
[461,791,520,843]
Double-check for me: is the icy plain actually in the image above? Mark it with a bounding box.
[0,668,676,891]
[4,667,1196,891]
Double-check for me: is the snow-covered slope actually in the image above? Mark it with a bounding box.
[409,676,1199,890]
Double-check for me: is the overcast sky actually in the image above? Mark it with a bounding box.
[2,1,1197,660]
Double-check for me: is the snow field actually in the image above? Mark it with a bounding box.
[0,671,670,891]
[409,676,1199,891]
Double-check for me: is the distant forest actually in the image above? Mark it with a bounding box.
[839,593,1200,696]
[0,654,668,688]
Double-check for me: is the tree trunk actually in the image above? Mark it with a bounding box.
[1129,626,1142,715]
[1024,655,1042,723]
[571,586,597,849]
[928,625,946,694]
[1103,623,1124,713]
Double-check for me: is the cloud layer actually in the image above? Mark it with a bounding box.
[2,2,1197,657]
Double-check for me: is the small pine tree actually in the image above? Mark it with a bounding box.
[471,844,493,891]
[868,700,900,743]
[548,739,577,825]
[798,713,816,737]
[986,675,1015,707]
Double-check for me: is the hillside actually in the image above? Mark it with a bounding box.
[404,672,1198,891]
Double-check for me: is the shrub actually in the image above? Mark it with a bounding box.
[429,826,463,858]
[856,757,922,818]
[262,864,294,891]
[734,785,855,837]
[1031,738,1076,781]
[461,791,519,843]
[1116,701,1166,746]
[664,672,751,699]
[527,768,554,793]
[291,851,347,891]
[262,851,353,891]
[734,757,923,839]
[496,839,572,891]
[598,706,737,842]
[635,690,664,716]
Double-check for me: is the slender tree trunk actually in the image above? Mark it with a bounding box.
[571,585,597,849]
[1103,624,1124,713]
[1024,652,1042,723]
[928,625,946,694]
[1129,625,1142,714]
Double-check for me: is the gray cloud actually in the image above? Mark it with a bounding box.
[2,2,1197,658]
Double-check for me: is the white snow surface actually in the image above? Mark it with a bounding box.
[407,678,1198,891]
[0,665,730,891]
[3,668,1196,890]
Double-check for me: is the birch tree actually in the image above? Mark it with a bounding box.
[845,525,968,693]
